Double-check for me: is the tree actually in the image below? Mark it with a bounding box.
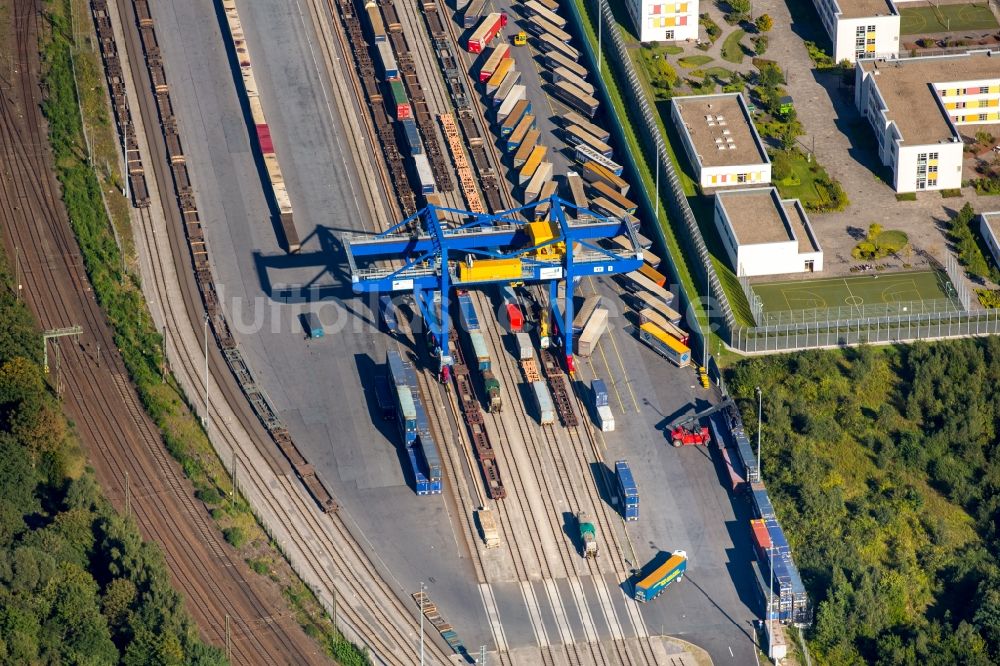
[755,13,773,32]
[771,151,792,181]
[867,223,883,241]
[727,0,751,19]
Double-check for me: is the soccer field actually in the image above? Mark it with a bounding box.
[752,271,961,325]
[900,3,998,35]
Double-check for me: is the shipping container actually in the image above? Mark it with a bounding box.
[526,0,560,11]
[477,508,501,548]
[500,286,524,332]
[564,124,612,158]
[457,290,481,331]
[468,12,507,54]
[532,380,555,425]
[513,130,540,167]
[575,143,622,176]
[766,518,791,556]
[590,196,628,221]
[379,295,399,333]
[638,322,691,367]
[302,311,324,339]
[537,32,579,61]
[256,124,274,154]
[553,68,594,98]
[523,0,567,27]
[543,50,588,80]
[566,171,588,211]
[365,0,386,41]
[395,386,417,444]
[374,375,395,421]
[469,331,491,371]
[519,145,548,184]
[753,558,784,622]
[630,289,682,324]
[401,118,422,155]
[376,40,398,80]
[638,308,688,345]
[590,180,637,213]
[506,113,535,151]
[500,99,531,135]
[639,262,667,287]
[486,58,514,94]
[497,84,527,121]
[551,80,599,119]
[577,307,608,357]
[464,0,488,28]
[572,295,601,335]
[634,550,687,602]
[479,43,511,83]
[750,482,776,520]
[458,257,523,282]
[525,14,572,43]
[596,404,615,432]
[515,332,534,360]
[751,518,771,552]
[413,153,436,194]
[389,79,410,119]
[616,460,639,521]
[625,272,675,308]
[494,70,521,105]
[581,161,629,195]
[524,161,553,201]
[592,378,608,407]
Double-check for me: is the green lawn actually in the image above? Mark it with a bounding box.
[774,150,840,210]
[703,66,735,80]
[678,54,713,68]
[899,3,997,35]
[752,271,960,325]
[721,29,746,63]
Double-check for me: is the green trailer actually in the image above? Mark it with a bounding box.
[578,511,597,558]
[483,370,502,413]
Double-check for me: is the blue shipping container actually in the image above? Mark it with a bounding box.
[616,460,639,521]
[765,518,791,555]
[387,350,407,387]
[395,386,417,445]
[751,483,776,520]
[592,378,608,407]
[401,118,422,155]
[457,292,480,331]
[303,312,324,339]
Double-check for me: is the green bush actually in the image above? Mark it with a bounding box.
[772,150,793,181]
[803,40,835,69]
[195,486,224,505]
[976,288,1000,308]
[896,192,917,201]
[972,177,1000,195]
[223,527,247,548]
[948,202,1000,281]
[941,188,963,198]
[700,13,722,40]
[752,35,769,55]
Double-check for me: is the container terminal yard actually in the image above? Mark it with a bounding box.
[71,0,814,662]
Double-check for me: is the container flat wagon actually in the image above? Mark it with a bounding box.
[638,322,691,367]
[523,0,567,28]
[457,290,481,331]
[468,12,507,53]
[525,14,572,43]
[543,50,588,79]
[572,294,601,335]
[634,551,688,602]
[486,57,514,94]
[564,124,612,158]
[513,129,539,167]
[479,43,511,83]
[616,459,639,521]
[494,70,521,105]
[575,143,622,176]
[464,0,488,28]
[386,350,442,494]
[552,80,598,119]
[365,0,386,41]
[591,180,636,213]
[552,67,594,96]
[537,32,579,62]
[506,113,535,151]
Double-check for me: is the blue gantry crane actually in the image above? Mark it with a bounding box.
[344,195,644,379]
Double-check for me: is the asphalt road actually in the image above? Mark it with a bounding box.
[148,0,762,662]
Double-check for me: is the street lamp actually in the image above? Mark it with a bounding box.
[419,581,425,665]
[755,386,762,480]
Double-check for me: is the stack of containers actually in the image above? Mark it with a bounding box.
[616,460,639,521]
[386,350,443,495]
[592,379,614,432]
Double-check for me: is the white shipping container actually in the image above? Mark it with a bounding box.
[577,307,608,357]
[532,380,555,425]
[497,84,526,121]
[525,161,553,201]
[597,405,615,432]
[516,332,534,360]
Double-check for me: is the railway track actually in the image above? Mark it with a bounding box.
[0,1,326,662]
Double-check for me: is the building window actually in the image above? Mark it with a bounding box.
[664,29,674,39]
[917,180,926,190]
[917,153,927,163]
[981,100,990,108]
[856,26,865,36]
[929,152,938,160]
[981,113,989,121]
[928,165,938,173]
[867,37,875,45]
[856,38,865,47]
[737,173,747,183]
[867,24,875,31]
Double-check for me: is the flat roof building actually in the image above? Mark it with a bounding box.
[980,212,1000,268]
[714,188,823,277]
[624,0,698,43]
[670,93,771,190]
[856,51,1000,192]
[811,0,899,63]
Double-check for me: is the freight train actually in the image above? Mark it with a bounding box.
[386,350,443,495]
[456,291,501,412]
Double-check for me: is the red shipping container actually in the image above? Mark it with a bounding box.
[396,103,412,120]
[255,124,274,154]
[750,519,771,550]
[506,303,524,332]
[467,13,507,54]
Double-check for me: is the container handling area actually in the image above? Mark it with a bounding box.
[99,0,817,661]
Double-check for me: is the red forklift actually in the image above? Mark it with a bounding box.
[664,398,735,447]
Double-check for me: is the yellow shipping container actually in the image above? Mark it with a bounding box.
[640,322,688,353]
[458,258,523,282]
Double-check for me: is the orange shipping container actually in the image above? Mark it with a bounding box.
[750,519,771,550]
[639,263,666,287]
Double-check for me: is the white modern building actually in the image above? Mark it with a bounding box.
[671,93,771,190]
[856,51,1000,192]
[625,0,698,43]
[714,188,824,277]
[811,0,900,63]
[980,212,1000,267]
